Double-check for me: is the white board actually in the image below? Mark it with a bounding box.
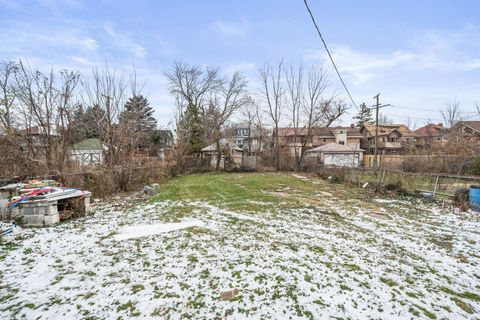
[324,153,359,167]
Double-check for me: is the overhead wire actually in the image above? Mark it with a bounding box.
[303,0,358,111]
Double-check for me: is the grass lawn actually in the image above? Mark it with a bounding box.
[1,172,479,319]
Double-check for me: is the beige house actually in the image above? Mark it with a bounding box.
[451,121,480,140]
[360,124,415,155]
[276,126,363,156]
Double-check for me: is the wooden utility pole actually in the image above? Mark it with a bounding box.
[372,93,390,174]
[373,94,380,173]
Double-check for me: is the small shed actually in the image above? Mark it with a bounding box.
[69,138,104,166]
[306,142,364,167]
[201,139,243,169]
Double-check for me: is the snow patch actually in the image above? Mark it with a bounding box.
[114,220,205,240]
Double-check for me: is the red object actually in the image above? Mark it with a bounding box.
[7,187,52,208]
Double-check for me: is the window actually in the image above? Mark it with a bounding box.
[339,141,345,145]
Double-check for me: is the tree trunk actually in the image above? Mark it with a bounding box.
[215,140,221,171]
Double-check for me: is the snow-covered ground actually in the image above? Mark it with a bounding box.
[1,181,480,319]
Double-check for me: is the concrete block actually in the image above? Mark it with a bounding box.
[43,213,60,226]
[20,200,59,227]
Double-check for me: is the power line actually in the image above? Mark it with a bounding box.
[303,0,358,111]
[392,105,442,112]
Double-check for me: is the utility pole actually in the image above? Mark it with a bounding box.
[372,93,390,174]
[373,94,380,173]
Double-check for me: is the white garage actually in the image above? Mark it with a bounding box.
[306,142,364,168]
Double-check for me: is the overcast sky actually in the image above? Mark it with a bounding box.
[1,0,479,129]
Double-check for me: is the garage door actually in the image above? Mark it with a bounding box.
[324,153,359,167]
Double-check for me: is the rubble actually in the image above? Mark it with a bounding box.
[0,179,92,227]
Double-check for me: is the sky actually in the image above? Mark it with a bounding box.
[1,0,480,129]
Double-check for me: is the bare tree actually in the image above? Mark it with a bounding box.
[0,61,18,135]
[56,70,81,171]
[240,96,258,154]
[9,60,81,173]
[441,100,462,128]
[285,62,304,165]
[259,61,284,170]
[15,61,60,170]
[209,72,249,170]
[83,65,127,166]
[165,63,222,154]
[322,100,348,127]
[285,63,334,169]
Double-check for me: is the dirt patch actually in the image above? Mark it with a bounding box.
[367,212,392,220]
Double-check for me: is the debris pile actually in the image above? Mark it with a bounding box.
[0,179,92,226]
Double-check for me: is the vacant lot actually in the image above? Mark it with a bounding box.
[1,172,479,319]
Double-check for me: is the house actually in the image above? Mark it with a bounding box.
[414,123,448,148]
[276,125,363,156]
[152,129,174,149]
[360,124,415,155]
[306,142,364,167]
[450,121,480,141]
[233,127,249,148]
[152,129,174,160]
[231,126,266,155]
[18,125,61,149]
[69,138,104,166]
[200,139,243,169]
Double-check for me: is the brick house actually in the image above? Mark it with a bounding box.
[414,123,448,148]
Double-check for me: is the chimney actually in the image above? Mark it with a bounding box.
[438,123,443,127]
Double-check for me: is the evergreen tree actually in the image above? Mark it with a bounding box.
[354,102,374,127]
[120,95,157,134]
[71,105,106,142]
[179,103,205,153]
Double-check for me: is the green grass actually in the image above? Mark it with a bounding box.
[150,172,373,213]
[151,172,318,211]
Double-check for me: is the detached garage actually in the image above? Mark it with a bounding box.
[306,142,364,167]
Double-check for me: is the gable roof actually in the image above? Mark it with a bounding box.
[201,139,242,152]
[455,121,480,133]
[72,138,103,151]
[362,124,413,137]
[277,126,362,137]
[414,123,447,137]
[306,142,364,153]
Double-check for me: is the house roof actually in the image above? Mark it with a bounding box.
[72,138,103,151]
[306,142,364,153]
[277,126,362,137]
[414,123,447,137]
[201,139,243,152]
[455,121,480,133]
[362,124,413,137]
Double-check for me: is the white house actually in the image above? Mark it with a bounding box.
[69,138,104,166]
[306,142,364,167]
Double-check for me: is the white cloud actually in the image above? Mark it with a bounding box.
[305,47,415,83]
[209,19,249,37]
[103,22,147,58]
[304,26,480,84]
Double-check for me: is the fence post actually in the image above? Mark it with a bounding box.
[433,175,440,199]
